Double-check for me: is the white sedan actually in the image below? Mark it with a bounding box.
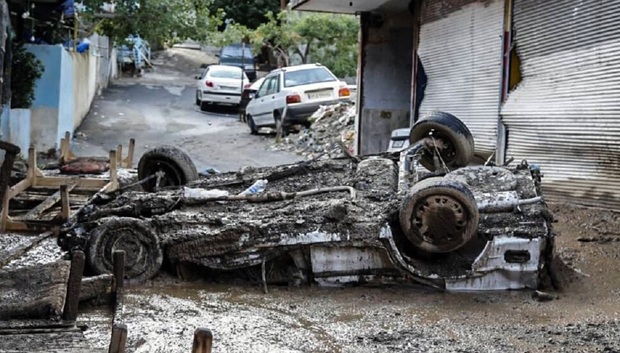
[195,65,249,111]
[245,64,351,134]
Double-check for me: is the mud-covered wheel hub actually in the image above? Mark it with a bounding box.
[412,194,470,252]
[86,217,163,283]
[400,177,479,253]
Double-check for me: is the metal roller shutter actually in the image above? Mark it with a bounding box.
[502,0,620,208]
[418,0,505,156]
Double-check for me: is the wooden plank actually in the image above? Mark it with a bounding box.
[8,179,33,199]
[0,260,70,320]
[109,150,118,190]
[60,185,71,219]
[0,327,106,352]
[123,138,135,169]
[24,184,77,220]
[35,177,109,189]
[117,144,123,165]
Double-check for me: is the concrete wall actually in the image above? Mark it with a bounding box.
[26,35,115,151]
[27,44,64,150]
[356,12,414,154]
[1,106,31,158]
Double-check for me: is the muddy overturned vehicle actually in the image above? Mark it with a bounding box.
[58,112,553,291]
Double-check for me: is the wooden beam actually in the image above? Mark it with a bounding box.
[7,179,33,200]
[62,251,85,322]
[108,323,127,353]
[24,184,76,220]
[60,185,71,219]
[35,177,108,190]
[116,144,123,165]
[109,150,118,190]
[122,138,135,169]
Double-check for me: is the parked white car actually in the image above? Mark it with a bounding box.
[195,65,249,111]
[245,64,351,134]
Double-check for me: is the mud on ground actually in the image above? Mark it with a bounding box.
[73,202,620,353]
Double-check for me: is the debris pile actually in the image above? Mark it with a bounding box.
[273,102,356,159]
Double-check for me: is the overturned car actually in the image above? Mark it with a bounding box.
[59,112,553,291]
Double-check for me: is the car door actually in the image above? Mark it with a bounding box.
[251,75,278,126]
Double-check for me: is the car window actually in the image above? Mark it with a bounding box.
[256,76,273,97]
[209,68,244,79]
[284,67,337,87]
[266,75,279,95]
[220,45,253,63]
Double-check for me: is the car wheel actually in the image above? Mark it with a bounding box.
[399,177,479,254]
[247,114,259,135]
[200,101,209,112]
[86,217,163,284]
[195,92,200,106]
[137,145,199,192]
[409,111,474,172]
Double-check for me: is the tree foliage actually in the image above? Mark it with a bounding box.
[212,0,281,30]
[212,11,359,78]
[82,0,220,47]
[11,45,45,109]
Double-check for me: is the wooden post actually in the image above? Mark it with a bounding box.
[117,144,123,164]
[192,328,213,353]
[108,323,128,353]
[0,186,9,232]
[27,147,36,185]
[109,150,118,189]
[112,250,125,304]
[63,250,85,322]
[125,138,135,168]
[60,185,71,219]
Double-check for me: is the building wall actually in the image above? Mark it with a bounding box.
[0,106,31,158]
[58,49,74,146]
[357,12,414,154]
[27,44,63,150]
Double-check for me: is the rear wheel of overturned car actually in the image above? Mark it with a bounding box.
[138,145,199,192]
[86,217,163,284]
[409,111,475,172]
[247,114,259,135]
[399,177,479,254]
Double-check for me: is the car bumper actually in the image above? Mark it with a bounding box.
[285,98,351,125]
[200,91,242,105]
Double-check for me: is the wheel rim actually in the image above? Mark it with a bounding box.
[422,130,458,167]
[410,194,470,252]
[144,160,184,190]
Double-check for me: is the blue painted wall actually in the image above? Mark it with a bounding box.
[26,45,62,108]
[26,44,75,149]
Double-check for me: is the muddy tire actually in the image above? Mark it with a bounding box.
[86,217,163,283]
[247,114,259,135]
[410,111,474,172]
[399,177,479,253]
[138,145,199,192]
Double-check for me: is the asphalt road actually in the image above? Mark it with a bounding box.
[74,49,301,173]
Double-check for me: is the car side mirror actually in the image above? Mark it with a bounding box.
[194,75,200,79]
[200,63,210,68]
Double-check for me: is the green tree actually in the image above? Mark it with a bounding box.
[83,0,220,47]
[211,0,281,29]
[248,11,359,77]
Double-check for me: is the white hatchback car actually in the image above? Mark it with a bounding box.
[195,65,249,111]
[245,64,351,134]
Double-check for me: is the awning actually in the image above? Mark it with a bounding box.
[291,0,405,14]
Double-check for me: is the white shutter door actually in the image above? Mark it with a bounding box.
[502,0,620,209]
[418,0,505,155]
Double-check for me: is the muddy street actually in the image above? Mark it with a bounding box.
[73,47,302,173]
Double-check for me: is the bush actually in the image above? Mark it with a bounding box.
[11,44,44,109]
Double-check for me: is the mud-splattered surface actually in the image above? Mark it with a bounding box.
[71,203,620,353]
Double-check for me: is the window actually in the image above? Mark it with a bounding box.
[266,75,279,95]
[284,67,336,87]
[210,68,244,79]
[257,76,273,97]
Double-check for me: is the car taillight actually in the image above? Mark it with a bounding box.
[286,94,302,104]
[338,87,351,97]
[205,81,214,87]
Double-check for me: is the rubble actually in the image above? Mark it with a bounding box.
[271,102,356,159]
